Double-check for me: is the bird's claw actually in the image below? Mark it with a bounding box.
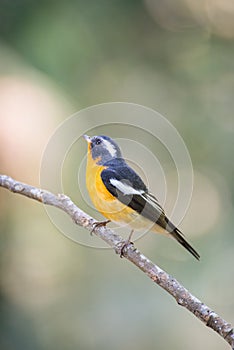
[90,220,110,235]
[120,239,134,258]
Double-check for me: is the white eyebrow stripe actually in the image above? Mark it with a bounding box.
[110,178,145,195]
[102,139,117,157]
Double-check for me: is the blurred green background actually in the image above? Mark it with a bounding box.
[0,0,234,349]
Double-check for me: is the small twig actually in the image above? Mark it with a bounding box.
[0,174,233,349]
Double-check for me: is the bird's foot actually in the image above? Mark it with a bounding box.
[91,220,111,235]
[120,230,134,258]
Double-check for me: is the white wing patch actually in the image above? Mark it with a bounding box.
[110,178,145,195]
[110,178,165,216]
[141,192,165,215]
[102,139,117,157]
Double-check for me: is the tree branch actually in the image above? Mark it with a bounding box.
[0,174,233,349]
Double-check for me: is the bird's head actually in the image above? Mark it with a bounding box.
[83,135,122,165]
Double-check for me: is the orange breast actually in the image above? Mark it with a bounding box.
[85,151,137,224]
[85,150,163,233]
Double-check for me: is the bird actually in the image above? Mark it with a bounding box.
[83,134,200,260]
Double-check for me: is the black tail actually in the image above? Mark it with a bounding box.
[172,228,200,260]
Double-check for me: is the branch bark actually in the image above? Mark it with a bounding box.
[0,174,233,349]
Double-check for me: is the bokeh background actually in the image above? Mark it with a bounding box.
[0,0,234,349]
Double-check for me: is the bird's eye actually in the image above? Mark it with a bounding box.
[95,138,102,145]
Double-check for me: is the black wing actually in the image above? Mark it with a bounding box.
[101,162,200,260]
[101,164,167,227]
